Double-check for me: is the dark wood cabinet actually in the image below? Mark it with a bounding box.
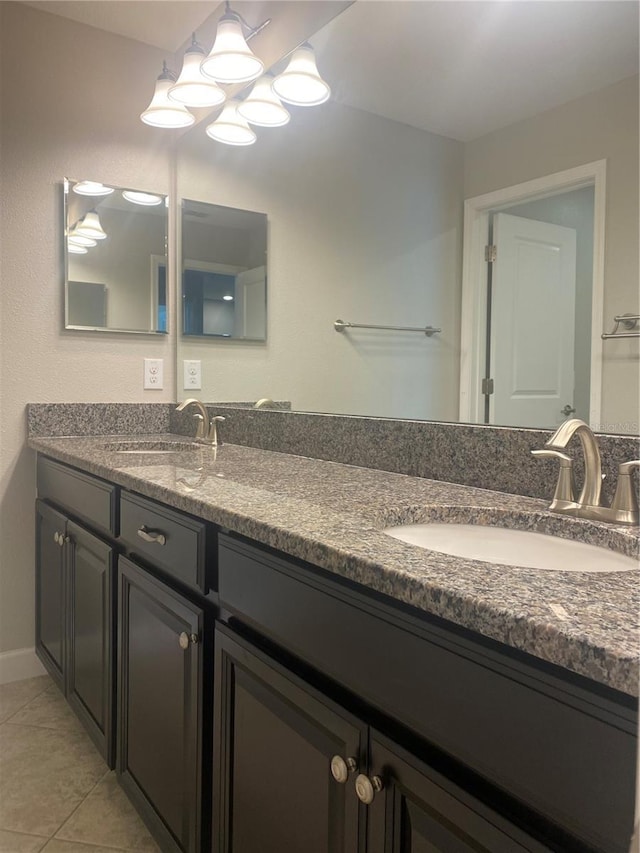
[365,733,548,853]
[66,520,116,765]
[35,499,116,764]
[214,624,363,853]
[35,500,68,689]
[214,625,549,853]
[117,556,206,853]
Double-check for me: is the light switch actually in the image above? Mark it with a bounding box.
[143,358,164,390]
[183,359,202,390]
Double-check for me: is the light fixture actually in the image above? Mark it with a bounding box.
[237,75,290,127]
[68,231,97,248]
[200,4,264,84]
[122,190,163,206]
[169,34,226,108]
[140,62,195,128]
[75,211,107,240]
[206,101,256,146]
[73,181,114,197]
[223,294,234,301]
[68,243,88,255]
[272,43,330,106]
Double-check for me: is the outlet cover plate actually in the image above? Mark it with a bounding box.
[144,358,164,390]
[183,359,202,390]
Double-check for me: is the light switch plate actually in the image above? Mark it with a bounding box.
[183,359,202,390]
[144,358,164,390]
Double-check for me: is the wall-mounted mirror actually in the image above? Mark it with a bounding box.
[181,200,267,340]
[176,1,639,434]
[64,178,168,334]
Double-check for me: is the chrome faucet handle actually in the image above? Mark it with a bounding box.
[531,449,577,508]
[610,460,640,525]
[192,413,206,440]
[207,415,225,446]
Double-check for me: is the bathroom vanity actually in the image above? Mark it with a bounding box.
[30,434,639,853]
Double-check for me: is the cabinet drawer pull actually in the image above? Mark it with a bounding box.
[53,531,60,544]
[178,631,199,650]
[330,755,358,784]
[355,774,383,804]
[137,525,167,546]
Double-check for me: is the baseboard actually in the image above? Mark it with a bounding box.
[0,647,47,684]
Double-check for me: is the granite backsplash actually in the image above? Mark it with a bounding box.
[28,402,640,504]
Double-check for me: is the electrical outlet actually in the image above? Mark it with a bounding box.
[143,358,164,390]
[183,359,202,390]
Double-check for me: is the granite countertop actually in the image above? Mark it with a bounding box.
[28,433,640,696]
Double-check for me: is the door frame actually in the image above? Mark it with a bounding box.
[459,159,606,426]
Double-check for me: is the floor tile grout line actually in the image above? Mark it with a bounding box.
[46,766,112,843]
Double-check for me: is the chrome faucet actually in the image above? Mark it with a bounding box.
[175,398,225,445]
[532,418,639,525]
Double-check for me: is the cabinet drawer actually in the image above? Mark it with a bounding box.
[120,492,207,592]
[37,456,117,536]
[218,534,637,853]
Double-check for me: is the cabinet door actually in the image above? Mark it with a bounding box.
[214,625,364,853]
[35,500,67,689]
[365,732,549,853]
[117,556,204,853]
[67,521,115,766]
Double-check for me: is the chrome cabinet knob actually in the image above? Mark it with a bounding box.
[355,773,383,804]
[330,755,358,784]
[561,404,576,416]
[178,632,199,650]
[53,531,60,544]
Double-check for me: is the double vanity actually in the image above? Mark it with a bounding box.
[29,415,639,853]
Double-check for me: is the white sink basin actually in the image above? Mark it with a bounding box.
[383,523,639,572]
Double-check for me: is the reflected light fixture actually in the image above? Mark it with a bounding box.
[272,43,331,106]
[200,2,266,84]
[75,211,107,240]
[122,190,163,206]
[67,243,88,254]
[169,34,226,108]
[237,75,290,127]
[73,181,114,197]
[68,230,97,248]
[141,62,195,128]
[206,101,256,146]
[223,294,234,301]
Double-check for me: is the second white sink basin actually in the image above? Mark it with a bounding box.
[384,523,639,572]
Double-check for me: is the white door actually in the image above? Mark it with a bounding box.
[490,213,577,428]
[235,266,266,339]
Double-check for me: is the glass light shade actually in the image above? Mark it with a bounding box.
[200,13,263,84]
[122,190,163,206]
[73,181,114,196]
[272,44,330,106]
[206,101,256,146]
[68,231,97,248]
[68,243,88,254]
[75,211,107,240]
[141,69,195,128]
[169,48,226,107]
[237,76,290,127]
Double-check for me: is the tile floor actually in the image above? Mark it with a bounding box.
[0,675,160,853]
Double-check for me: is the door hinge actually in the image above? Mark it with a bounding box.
[485,244,497,263]
[482,378,494,396]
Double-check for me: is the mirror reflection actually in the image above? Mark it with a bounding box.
[181,200,267,340]
[176,1,639,434]
[64,178,168,333]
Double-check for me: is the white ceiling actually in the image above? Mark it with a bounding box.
[25,0,215,52]
[23,0,640,141]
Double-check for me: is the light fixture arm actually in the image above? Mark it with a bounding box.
[224,1,271,41]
